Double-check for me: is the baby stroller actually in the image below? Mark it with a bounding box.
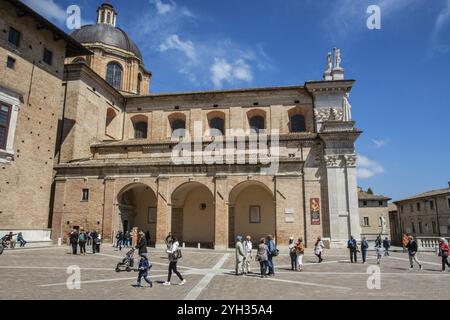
[115,248,135,272]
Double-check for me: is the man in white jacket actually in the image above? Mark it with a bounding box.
[243,235,253,274]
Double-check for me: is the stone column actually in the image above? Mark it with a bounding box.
[344,154,361,240]
[155,176,170,248]
[214,176,228,250]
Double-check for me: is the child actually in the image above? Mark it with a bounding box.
[375,242,383,265]
[136,255,153,288]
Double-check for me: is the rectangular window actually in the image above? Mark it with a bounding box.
[81,189,89,202]
[417,203,421,211]
[249,206,261,223]
[363,217,369,226]
[43,48,53,65]
[0,104,11,150]
[410,203,414,212]
[8,27,21,47]
[363,201,368,207]
[430,200,434,210]
[432,221,437,234]
[400,205,404,213]
[411,222,416,234]
[6,56,16,69]
[418,221,423,234]
[378,201,383,206]
[448,197,450,209]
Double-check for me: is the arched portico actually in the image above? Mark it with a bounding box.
[228,180,275,247]
[171,182,215,248]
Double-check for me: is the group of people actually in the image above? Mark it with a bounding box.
[348,235,391,264]
[68,229,101,255]
[133,231,185,288]
[1,232,27,248]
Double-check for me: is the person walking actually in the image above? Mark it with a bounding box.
[267,235,276,276]
[91,230,98,254]
[87,231,92,246]
[124,231,130,248]
[235,235,245,275]
[438,238,450,272]
[243,235,253,274]
[135,255,153,288]
[136,231,148,258]
[288,237,297,270]
[95,234,102,253]
[347,236,357,263]
[314,237,324,263]
[165,232,173,250]
[360,237,369,264]
[69,230,78,255]
[78,229,87,255]
[406,236,422,270]
[163,236,185,286]
[117,231,124,251]
[383,237,391,256]
[375,240,383,265]
[256,237,269,278]
[295,237,305,271]
[17,232,27,247]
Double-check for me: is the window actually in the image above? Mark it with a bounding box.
[447,197,450,209]
[418,221,423,234]
[363,217,369,226]
[81,189,89,202]
[0,104,11,150]
[6,56,15,69]
[379,201,383,206]
[171,119,186,132]
[416,203,421,212]
[400,205,404,213]
[106,62,122,90]
[8,27,21,47]
[209,117,225,135]
[43,48,53,65]
[249,115,265,132]
[363,201,368,207]
[289,114,306,132]
[411,222,416,234]
[410,203,414,212]
[249,206,261,223]
[107,12,111,24]
[432,221,437,234]
[134,121,147,139]
[430,200,434,210]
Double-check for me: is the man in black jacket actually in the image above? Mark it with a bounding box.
[406,236,422,270]
[136,232,148,257]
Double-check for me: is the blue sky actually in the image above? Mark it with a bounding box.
[23,0,450,200]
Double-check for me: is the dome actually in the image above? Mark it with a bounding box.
[71,24,143,61]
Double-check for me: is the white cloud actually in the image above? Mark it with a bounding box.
[22,0,66,24]
[430,0,450,55]
[357,154,384,179]
[372,138,388,148]
[150,0,175,15]
[210,58,253,89]
[159,35,196,60]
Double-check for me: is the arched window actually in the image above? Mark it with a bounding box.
[289,114,306,132]
[137,74,142,95]
[106,62,122,90]
[107,12,111,24]
[249,115,265,132]
[101,11,105,23]
[134,122,147,139]
[171,119,186,132]
[209,117,225,135]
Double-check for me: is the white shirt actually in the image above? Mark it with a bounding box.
[243,240,252,254]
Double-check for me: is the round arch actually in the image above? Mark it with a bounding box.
[116,183,157,245]
[228,180,275,248]
[170,182,215,248]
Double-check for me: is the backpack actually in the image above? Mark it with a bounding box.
[79,233,86,242]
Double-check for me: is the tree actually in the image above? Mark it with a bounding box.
[367,188,374,195]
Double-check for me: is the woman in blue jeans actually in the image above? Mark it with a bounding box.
[256,238,269,278]
[288,237,297,271]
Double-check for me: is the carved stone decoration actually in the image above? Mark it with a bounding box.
[314,108,343,122]
[324,155,341,168]
[342,93,352,121]
[344,154,357,167]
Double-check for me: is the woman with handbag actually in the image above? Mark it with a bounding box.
[256,238,269,278]
[163,236,186,286]
[439,238,450,272]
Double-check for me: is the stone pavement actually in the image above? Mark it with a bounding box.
[0,245,449,300]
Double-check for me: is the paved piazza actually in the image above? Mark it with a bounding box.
[0,245,449,300]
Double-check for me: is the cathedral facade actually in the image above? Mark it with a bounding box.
[1,1,362,249]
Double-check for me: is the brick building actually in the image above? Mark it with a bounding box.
[0,0,88,242]
[1,1,364,249]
